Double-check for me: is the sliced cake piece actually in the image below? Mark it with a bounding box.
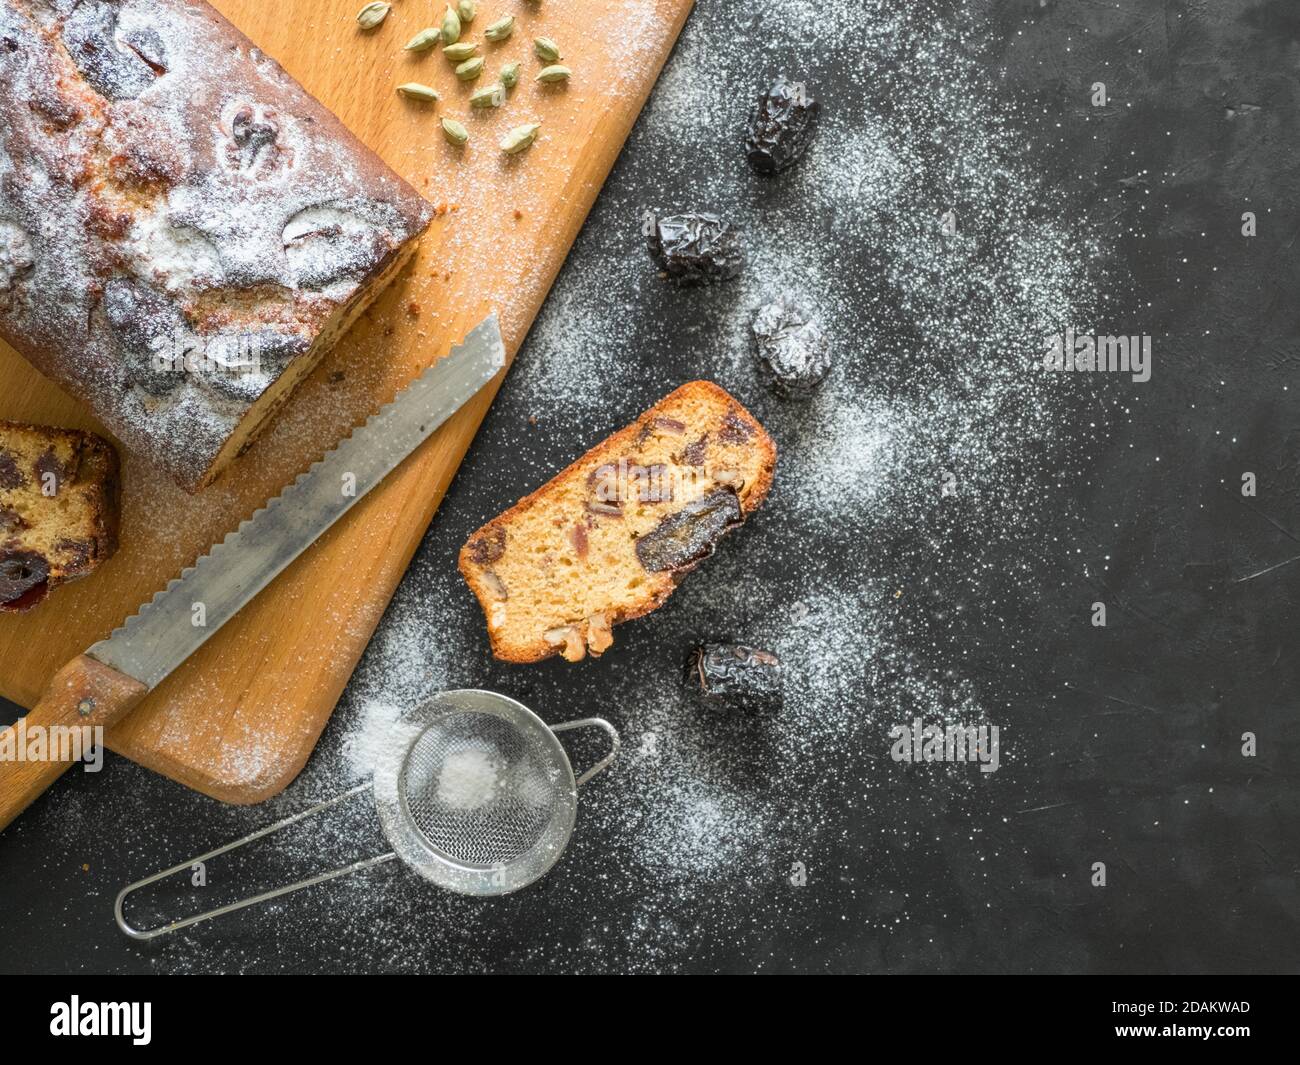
[459,381,777,663]
[0,420,120,612]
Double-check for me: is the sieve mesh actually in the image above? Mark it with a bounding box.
[400,710,563,867]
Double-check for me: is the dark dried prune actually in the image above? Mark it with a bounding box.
[283,210,388,290]
[0,550,50,611]
[119,25,168,76]
[681,435,708,466]
[717,408,754,444]
[34,448,70,494]
[647,213,744,286]
[752,300,831,399]
[228,104,284,173]
[635,488,742,574]
[468,525,507,566]
[745,76,819,176]
[199,330,307,403]
[687,644,783,708]
[62,2,164,101]
[55,537,98,574]
[103,276,185,396]
[0,450,24,490]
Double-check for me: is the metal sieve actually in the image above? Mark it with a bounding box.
[114,690,619,939]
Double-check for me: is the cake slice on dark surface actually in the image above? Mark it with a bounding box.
[460,381,776,663]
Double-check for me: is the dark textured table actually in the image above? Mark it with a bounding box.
[2,0,1297,974]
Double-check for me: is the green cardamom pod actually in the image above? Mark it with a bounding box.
[356,2,391,30]
[441,5,461,45]
[457,0,477,24]
[499,61,521,89]
[405,27,441,51]
[533,37,561,62]
[441,117,469,145]
[469,83,506,108]
[535,65,571,83]
[442,41,478,61]
[396,82,440,102]
[483,15,514,41]
[456,56,485,80]
[500,122,541,155]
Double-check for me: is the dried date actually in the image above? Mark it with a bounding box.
[647,212,744,286]
[687,644,783,708]
[635,488,742,574]
[752,300,831,398]
[0,550,49,611]
[745,76,819,176]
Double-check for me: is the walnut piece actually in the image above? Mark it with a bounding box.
[480,570,508,601]
[545,625,586,663]
[586,613,613,656]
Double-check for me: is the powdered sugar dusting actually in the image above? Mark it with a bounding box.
[401,0,1100,897]
[31,0,1113,972]
[341,699,404,783]
[0,0,432,488]
[434,747,500,810]
[291,0,1104,950]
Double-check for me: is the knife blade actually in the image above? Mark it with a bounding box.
[0,312,506,830]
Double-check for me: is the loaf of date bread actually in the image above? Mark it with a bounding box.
[0,420,120,611]
[0,0,434,491]
[460,382,777,663]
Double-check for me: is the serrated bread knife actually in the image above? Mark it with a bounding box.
[0,313,506,831]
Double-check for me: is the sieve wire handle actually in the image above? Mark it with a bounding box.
[550,717,620,787]
[114,781,396,941]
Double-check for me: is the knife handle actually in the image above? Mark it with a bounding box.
[0,655,148,832]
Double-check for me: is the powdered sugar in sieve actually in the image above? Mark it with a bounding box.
[115,691,619,939]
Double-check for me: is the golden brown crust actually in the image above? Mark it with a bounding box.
[459,381,777,664]
[0,0,434,492]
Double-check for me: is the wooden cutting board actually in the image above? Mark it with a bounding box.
[0,0,693,803]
